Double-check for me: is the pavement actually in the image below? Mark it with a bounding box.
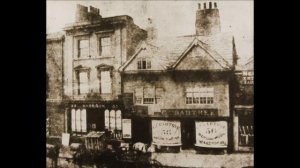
[47,151,254,168]
[151,150,254,168]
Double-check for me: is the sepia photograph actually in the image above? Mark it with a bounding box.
[46,0,253,167]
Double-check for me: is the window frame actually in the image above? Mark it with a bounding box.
[99,36,112,56]
[137,58,151,70]
[185,87,214,105]
[75,69,90,95]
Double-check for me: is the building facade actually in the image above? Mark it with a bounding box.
[46,2,253,167]
[46,32,65,136]
[62,4,147,137]
[119,2,239,154]
[234,57,254,152]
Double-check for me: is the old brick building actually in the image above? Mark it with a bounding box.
[62,4,147,136]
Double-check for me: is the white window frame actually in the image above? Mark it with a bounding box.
[186,87,214,105]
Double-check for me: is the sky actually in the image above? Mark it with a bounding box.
[47,0,253,64]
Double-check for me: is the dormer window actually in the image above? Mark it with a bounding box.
[137,58,151,70]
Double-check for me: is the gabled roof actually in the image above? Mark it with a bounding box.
[119,41,159,71]
[120,32,234,72]
[171,37,231,69]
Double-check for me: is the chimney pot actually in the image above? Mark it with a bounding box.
[198,3,201,10]
[214,2,217,8]
[209,2,212,9]
[204,3,206,9]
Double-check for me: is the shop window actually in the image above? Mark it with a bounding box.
[137,58,151,70]
[104,109,122,139]
[186,87,214,105]
[238,111,254,148]
[71,109,87,134]
[99,37,111,56]
[78,39,89,58]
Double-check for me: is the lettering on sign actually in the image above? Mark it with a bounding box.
[161,109,218,117]
[195,121,228,148]
[152,120,181,146]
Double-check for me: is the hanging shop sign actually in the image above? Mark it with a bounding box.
[122,119,132,139]
[195,121,228,148]
[161,109,218,117]
[152,120,181,146]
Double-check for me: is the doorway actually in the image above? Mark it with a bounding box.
[181,119,195,149]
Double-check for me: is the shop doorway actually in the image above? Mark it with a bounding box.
[132,117,151,144]
[87,108,105,132]
[181,119,195,149]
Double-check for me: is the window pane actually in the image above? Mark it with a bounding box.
[75,109,81,132]
[100,71,111,94]
[143,98,154,104]
[71,109,76,131]
[109,110,116,131]
[137,61,141,69]
[79,40,88,48]
[104,110,110,129]
[100,37,111,55]
[79,72,89,94]
[142,60,147,69]
[81,109,87,132]
[101,46,110,55]
[147,61,151,69]
[101,37,111,46]
[116,110,122,130]
[79,40,89,57]
[200,97,206,104]
[135,87,143,104]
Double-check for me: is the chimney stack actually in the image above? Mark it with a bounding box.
[75,4,101,23]
[198,3,201,10]
[195,2,221,36]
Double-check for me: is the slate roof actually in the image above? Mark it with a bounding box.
[120,32,235,71]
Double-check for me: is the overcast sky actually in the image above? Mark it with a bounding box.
[47,0,253,64]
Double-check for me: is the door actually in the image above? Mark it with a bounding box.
[181,119,195,149]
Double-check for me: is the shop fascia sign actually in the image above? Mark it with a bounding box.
[70,103,120,109]
[161,109,218,117]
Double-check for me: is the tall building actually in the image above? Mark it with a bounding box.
[51,4,147,137]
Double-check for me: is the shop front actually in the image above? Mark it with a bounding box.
[234,105,254,152]
[66,100,124,139]
[150,108,229,154]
